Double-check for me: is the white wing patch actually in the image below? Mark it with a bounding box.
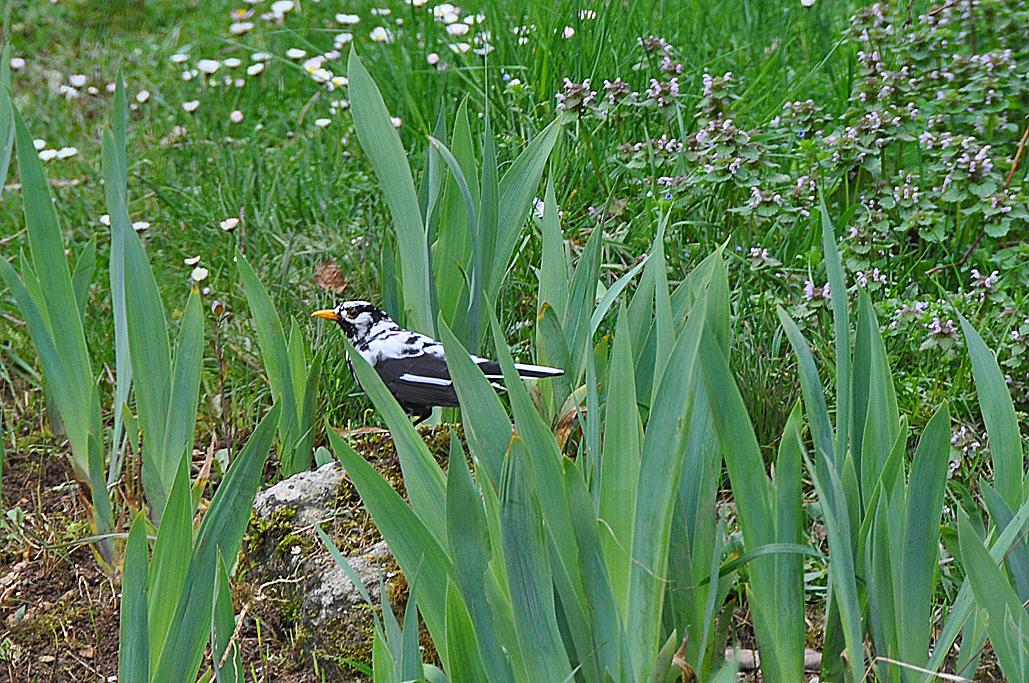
[398,373,452,387]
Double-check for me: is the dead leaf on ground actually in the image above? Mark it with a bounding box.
[314,259,348,294]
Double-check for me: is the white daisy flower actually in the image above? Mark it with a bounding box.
[182,100,200,112]
[106,82,117,92]
[197,59,220,74]
[182,70,196,81]
[562,26,575,39]
[448,42,471,54]
[220,217,239,232]
[229,21,255,35]
[59,84,79,98]
[433,4,455,18]
[33,138,46,151]
[69,74,87,87]
[286,48,307,59]
[334,32,354,47]
[135,90,150,103]
[391,116,402,128]
[440,11,460,24]
[369,26,393,42]
[132,221,150,232]
[336,13,360,25]
[98,214,112,227]
[230,110,244,123]
[801,0,816,6]
[170,53,189,64]
[330,75,348,88]
[38,149,58,161]
[190,266,209,282]
[252,51,272,62]
[247,63,265,76]
[426,52,440,65]
[9,57,25,70]
[184,255,201,266]
[270,0,294,15]
[446,22,469,36]
[55,146,78,159]
[223,57,242,68]
[314,117,332,128]
[410,0,428,6]
[579,9,597,20]
[87,86,99,95]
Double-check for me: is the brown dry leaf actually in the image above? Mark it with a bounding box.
[554,406,584,453]
[314,259,348,294]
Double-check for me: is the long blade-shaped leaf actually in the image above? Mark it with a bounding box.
[328,429,453,663]
[343,338,447,541]
[151,404,279,682]
[439,313,510,487]
[118,514,150,683]
[237,251,299,471]
[626,296,707,678]
[500,436,571,681]
[897,403,950,670]
[489,117,562,298]
[959,315,1024,511]
[957,512,1029,682]
[104,79,133,484]
[599,306,641,610]
[348,49,432,334]
[444,436,514,682]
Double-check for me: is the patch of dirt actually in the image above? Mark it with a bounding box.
[0,446,119,683]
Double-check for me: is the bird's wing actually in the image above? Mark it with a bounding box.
[375,353,462,408]
[470,355,563,379]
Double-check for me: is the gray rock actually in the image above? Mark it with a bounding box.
[245,461,400,676]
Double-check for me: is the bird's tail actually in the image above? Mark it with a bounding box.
[513,362,564,378]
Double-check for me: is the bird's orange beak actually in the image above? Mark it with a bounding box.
[311,309,340,321]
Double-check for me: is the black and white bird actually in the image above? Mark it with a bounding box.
[312,301,563,421]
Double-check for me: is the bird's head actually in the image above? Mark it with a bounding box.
[312,300,388,341]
